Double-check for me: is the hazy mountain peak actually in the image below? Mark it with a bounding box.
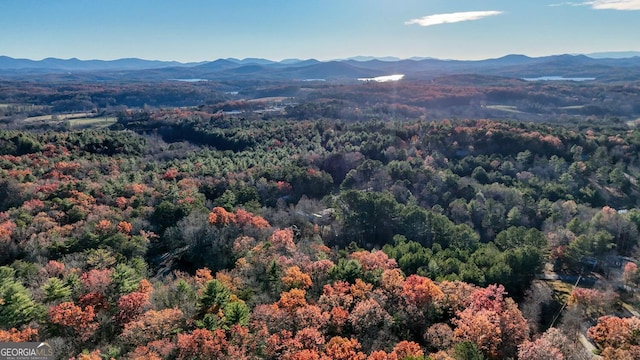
[344,56,402,62]
[585,51,640,59]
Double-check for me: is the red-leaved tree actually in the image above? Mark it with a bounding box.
[176,328,228,360]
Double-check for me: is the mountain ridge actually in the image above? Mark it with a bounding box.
[1,53,639,82]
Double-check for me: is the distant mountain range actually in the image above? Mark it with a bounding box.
[0,56,204,71]
[1,53,639,82]
[584,51,640,59]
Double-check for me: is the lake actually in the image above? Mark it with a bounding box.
[171,78,209,82]
[523,76,595,81]
[358,74,404,82]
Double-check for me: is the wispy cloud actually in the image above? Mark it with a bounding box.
[550,0,640,10]
[549,2,585,6]
[405,11,503,27]
[590,0,640,9]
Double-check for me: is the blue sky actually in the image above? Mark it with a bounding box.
[1,0,639,62]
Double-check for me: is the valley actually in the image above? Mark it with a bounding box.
[1,55,640,359]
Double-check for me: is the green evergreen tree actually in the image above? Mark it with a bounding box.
[42,277,72,303]
[0,266,41,327]
[199,280,230,313]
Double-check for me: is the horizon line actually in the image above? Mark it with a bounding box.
[2,50,640,64]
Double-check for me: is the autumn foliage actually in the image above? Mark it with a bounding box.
[282,266,313,289]
[208,206,237,227]
[176,328,228,360]
[5,85,640,360]
[453,284,528,358]
[324,336,366,360]
[402,274,444,307]
[0,327,38,342]
[121,308,184,346]
[588,315,640,358]
[48,302,99,341]
[270,228,296,252]
[114,290,151,325]
[235,208,271,229]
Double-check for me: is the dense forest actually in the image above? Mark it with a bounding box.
[1,78,640,359]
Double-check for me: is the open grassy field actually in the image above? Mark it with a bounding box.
[67,117,117,129]
[247,96,291,103]
[485,105,524,113]
[23,112,117,129]
[559,105,586,110]
[24,112,95,122]
[1,104,48,113]
[626,118,640,128]
[546,279,575,299]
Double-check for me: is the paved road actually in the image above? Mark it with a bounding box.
[578,333,601,359]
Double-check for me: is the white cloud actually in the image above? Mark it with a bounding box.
[589,0,640,10]
[551,0,640,9]
[405,11,503,27]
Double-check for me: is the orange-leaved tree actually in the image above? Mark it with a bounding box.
[48,301,99,341]
[176,328,228,360]
[208,207,237,227]
[453,284,528,359]
[282,266,313,290]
